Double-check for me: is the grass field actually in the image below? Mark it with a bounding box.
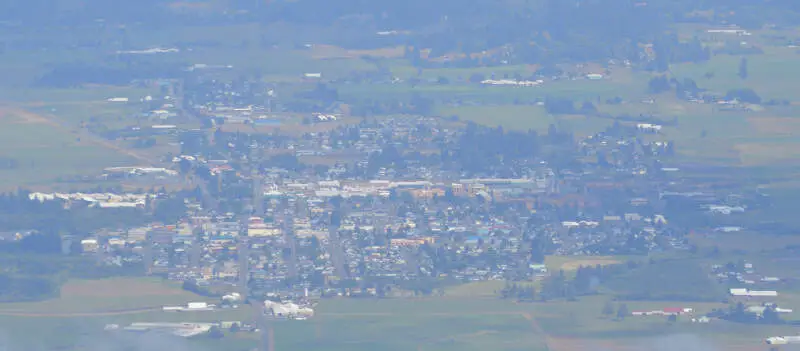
[4,22,800,168]
[0,277,203,314]
[0,107,138,188]
[671,49,800,102]
[0,292,548,351]
[444,280,507,298]
[0,276,795,351]
[436,104,555,131]
[545,255,626,272]
[0,84,166,188]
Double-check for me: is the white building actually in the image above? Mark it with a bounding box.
[729,288,778,297]
[264,300,314,318]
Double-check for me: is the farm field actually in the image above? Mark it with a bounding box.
[436,104,555,131]
[0,277,203,315]
[0,276,796,351]
[443,280,507,298]
[5,22,800,170]
[531,294,796,350]
[0,292,548,351]
[0,106,138,188]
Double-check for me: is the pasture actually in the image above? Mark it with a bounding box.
[0,278,794,351]
[0,107,137,188]
[545,255,626,272]
[436,104,554,131]
[0,277,202,314]
[0,295,548,351]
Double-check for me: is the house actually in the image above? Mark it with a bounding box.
[314,114,338,122]
[81,238,100,253]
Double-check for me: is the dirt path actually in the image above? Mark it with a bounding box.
[0,104,155,165]
[521,312,554,350]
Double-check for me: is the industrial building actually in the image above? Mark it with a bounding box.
[162,301,216,312]
[263,300,314,319]
[729,288,778,297]
[766,336,800,345]
[107,322,214,338]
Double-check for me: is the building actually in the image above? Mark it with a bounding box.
[81,239,99,253]
[631,307,693,316]
[263,300,314,318]
[729,288,778,297]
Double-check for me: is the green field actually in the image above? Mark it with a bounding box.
[4,21,800,169]
[1,274,796,351]
[0,111,137,187]
[0,84,168,188]
[0,277,203,314]
[436,105,555,131]
[0,287,548,351]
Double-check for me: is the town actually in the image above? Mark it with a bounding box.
[3,68,779,345]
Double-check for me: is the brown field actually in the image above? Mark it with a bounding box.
[0,107,50,124]
[0,277,203,314]
[310,44,406,59]
[734,142,800,166]
[747,116,800,136]
[560,259,622,271]
[546,256,624,271]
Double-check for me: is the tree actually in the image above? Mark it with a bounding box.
[207,326,225,339]
[725,88,761,104]
[468,73,486,83]
[544,97,575,114]
[580,101,597,113]
[602,301,615,318]
[738,57,748,80]
[667,314,678,323]
[647,75,670,94]
[616,303,629,320]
